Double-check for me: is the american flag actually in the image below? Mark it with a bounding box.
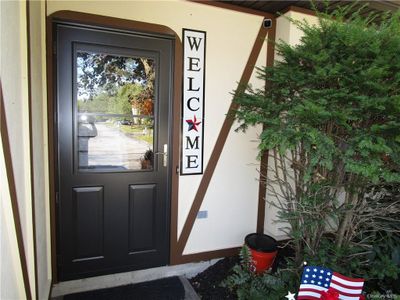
[297,266,364,300]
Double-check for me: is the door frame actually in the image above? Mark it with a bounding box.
[46,11,182,283]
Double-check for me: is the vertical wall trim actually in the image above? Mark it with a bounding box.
[256,136,269,234]
[176,24,269,255]
[26,0,39,298]
[0,83,33,299]
[45,10,58,284]
[169,35,183,265]
[257,19,276,234]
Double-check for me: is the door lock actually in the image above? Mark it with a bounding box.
[155,144,168,167]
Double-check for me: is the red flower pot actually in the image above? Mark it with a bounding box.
[245,233,278,274]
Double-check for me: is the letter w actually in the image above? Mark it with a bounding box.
[186,36,202,51]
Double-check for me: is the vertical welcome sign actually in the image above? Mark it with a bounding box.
[181,29,206,175]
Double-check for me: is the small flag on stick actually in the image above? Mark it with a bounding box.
[297,266,364,300]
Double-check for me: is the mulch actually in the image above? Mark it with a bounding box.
[189,244,293,299]
[190,255,239,300]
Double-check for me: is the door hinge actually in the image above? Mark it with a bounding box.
[176,165,180,174]
[56,192,60,205]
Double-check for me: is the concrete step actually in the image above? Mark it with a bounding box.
[51,260,218,298]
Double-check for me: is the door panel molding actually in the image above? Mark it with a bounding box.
[72,186,104,261]
[128,184,157,253]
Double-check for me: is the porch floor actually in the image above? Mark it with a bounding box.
[51,260,218,299]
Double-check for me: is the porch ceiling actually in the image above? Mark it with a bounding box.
[216,1,400,17]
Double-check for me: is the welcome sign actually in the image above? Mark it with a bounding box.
[181,29,206,175]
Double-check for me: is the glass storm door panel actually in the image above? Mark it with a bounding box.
[56,23,172,281]
[76,51,155,172]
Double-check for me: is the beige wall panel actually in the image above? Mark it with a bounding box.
[288,11,319,46]
[47,0,265,253]
[29,0,52,298]
[184,37,267,254]
[1,0,36,297]
[0,145,25,300]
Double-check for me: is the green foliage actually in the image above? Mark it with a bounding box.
[368,291,400,300]
[298,236,366,275]
[235,10,400,186]
[286,184,400,292]
[361,184,400,291]
[233,4,400,293]
[222,246,288,300]
[113,83,143,114]
[78,83,143,116]
[77,53,153,99]
[78,91,113,113]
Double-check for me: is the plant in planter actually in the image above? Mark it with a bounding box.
[140,149,154,170]
[232,4,400,293]
[222,246,289,300]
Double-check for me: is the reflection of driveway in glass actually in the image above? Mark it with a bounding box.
[87,123,151,170]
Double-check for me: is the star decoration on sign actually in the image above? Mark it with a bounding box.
[186,115,201,132]
[285,291,296,300]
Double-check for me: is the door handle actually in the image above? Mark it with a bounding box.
[155,144,168,167]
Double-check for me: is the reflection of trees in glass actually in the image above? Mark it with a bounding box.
[77,52,155,115]
[77,85,142,115]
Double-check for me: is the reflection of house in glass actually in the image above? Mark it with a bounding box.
[78,114,98,167]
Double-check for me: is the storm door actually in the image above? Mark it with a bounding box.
[55,23,172,280]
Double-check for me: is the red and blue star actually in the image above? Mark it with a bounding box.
[186,115,201,132]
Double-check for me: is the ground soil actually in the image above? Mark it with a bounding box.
[189,244,293,299]
[190,255,239,300]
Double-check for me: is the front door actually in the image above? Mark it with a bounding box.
[55,23,173,281]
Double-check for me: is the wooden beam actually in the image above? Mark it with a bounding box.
[189,0,276,18]
[0,82,32,299]
[257,18,276,234]
[26,0,39,297]
[177,23,270,254]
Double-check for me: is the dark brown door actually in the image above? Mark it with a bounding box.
[55,23,173,281]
